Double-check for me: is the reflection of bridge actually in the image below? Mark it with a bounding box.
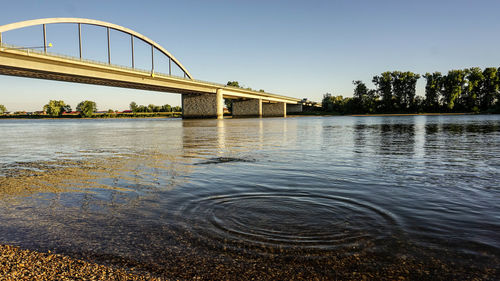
[0,18,302,119]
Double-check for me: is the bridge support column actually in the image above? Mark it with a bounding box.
[182,90,223,119]
[232,98,262,118]
[262,102,287,117]
[286,104,303,114]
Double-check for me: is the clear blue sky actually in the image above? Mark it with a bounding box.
[1,0,500,111]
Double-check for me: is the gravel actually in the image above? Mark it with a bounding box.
[0,244,163,280]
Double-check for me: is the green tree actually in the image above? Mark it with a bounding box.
[442,70,466,111]
[148,104,161,112]
[224,99,233,112]
[129,101,138,113]
[322,93,333,111]
[172,106,182,112]
[391,71,405,111]
[423,72,443,112]
[226,81,240,88]
[353,80,368,99]
[402,72,420,111]
[352,80,366,113]
[161,104,172,112]
[0,104,6,114]
[43,100,70,116]
[322,94,352,114]
[414,96,425,113]
[76,100,97,117]
[365,89,379,113]
[390,71,420,112]
[480,67,499,111]
[352,80,377,113]
[463,67,483,112]
[329,95,345,113]
[341,97,356,114]
[372,72,393,112]
[401,71,420,111]
[497,67,500,112]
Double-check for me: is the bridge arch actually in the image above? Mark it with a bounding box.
[0,18,193,79]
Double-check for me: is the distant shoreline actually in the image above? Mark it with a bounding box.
[1,112,493,120]
[290,112,481,117]
[0,112,182,119]
[349,112,476,117]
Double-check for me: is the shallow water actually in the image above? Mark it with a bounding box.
[0,115,499,279]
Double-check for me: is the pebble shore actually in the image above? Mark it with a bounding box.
[1,243,498,280]
[0,244,162,281]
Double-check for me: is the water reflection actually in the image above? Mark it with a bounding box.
[378,118,416,156]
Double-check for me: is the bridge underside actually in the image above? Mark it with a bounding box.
[0,65,205,94]
[0,49,214,95]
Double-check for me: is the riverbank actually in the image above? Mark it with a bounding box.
[292,111,479,117]
[0,244,162,280]
[350,112,476,117]
[0,112,182,119]
[2,242,495,280]
[2,112,486,119]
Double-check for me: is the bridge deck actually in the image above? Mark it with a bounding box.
[0,44,301,104]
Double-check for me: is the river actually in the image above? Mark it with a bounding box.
[0,115,499,279]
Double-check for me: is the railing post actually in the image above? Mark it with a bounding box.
[151,45,154,73]
[0,32,2,45]
[169,58,171,75]
[107,27,111,64]
[131,35,134,68]
[43,24,47,53]
[78,23,82,59]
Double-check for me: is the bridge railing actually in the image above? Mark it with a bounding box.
[0,42,190,79]
[0,42,300,102]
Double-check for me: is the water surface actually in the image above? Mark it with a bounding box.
[0,115,499,279]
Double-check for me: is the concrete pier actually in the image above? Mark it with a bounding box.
[232,99,262,118]
[286,104,303,114]
[182,90,223,119]
[262,102,286,117]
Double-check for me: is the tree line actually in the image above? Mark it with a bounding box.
[0,100,182,117]
[41,100,97,117]
[322,67,500,114]
[129,102,181,113]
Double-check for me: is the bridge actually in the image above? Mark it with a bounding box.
[0,18,304,119]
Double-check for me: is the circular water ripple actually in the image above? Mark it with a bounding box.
[176,192,400,254]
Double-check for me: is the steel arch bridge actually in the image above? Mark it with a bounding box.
[0,18,303,118]
[0,17,192,79]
